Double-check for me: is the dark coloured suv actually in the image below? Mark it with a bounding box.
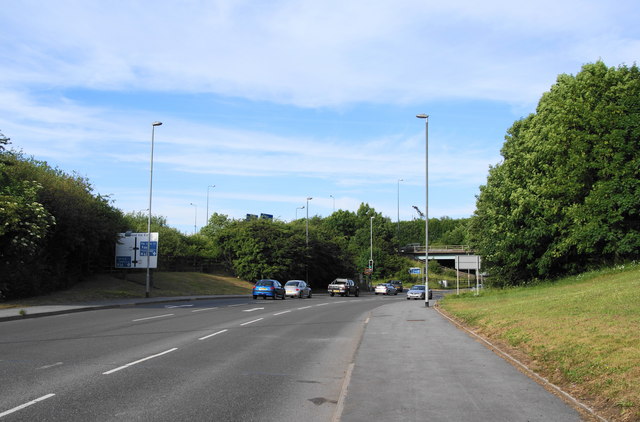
[388,280,403,293]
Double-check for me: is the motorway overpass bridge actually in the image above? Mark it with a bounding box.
[399,244,482,272]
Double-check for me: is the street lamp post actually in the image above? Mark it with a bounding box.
[370,216,374,271]
[190,203,197,235]
[296,206,305,220]
[306,197,312,285]
[417,114,429,307]
[397,178,403,250]
[146,121,162,298]
[206,185,215,226]
[306,197,312,245]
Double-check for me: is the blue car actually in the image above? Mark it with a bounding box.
[252,279,286,300]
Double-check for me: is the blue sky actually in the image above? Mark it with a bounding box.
[1,0,639,234]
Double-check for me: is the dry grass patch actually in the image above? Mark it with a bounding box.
[440,265,640,422]
[0,272,253,308]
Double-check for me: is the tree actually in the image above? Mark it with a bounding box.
[0,146,125,299]
[471,62,640,286]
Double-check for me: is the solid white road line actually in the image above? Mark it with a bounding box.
[132,314,174,322]
[191,307,218,312]
[243,308,264,312]
[37,362,63,370]
[240,318,263,326]
[273,310,291,316]
[102,348,178,375]
[199,329,228,341]
[0,393,56,418]
[297,306,312,310]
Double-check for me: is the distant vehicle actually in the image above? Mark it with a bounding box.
[328,278,359,297]
[252,279,286,300]
[284,280,312,298]
[388,280,403,292]
[399,243,421,253]
[406,285,432,300]
[375,283,397,295]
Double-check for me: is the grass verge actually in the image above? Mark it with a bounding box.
[0,271,254,308]
[439,264,640,422]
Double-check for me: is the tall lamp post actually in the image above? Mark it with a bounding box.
[146,121,162,298]
[306,197,312,285]
[417,114,429,307]
[397,178,403,250]
[206,185,215,226]
[190,203,197,235]
[305,197,312,245]
[370,216,374,272]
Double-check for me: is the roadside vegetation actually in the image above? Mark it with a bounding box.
[0,272,253,308]
[470,62,640,287]
[440,263,640,422]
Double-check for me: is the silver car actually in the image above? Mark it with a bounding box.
[406,285,432,300]
[375,283,397,295]
[284,280,312,298]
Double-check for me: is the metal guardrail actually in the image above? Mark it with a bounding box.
[400,245,472,253]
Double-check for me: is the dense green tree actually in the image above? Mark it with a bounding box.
[471,62,640,286]
[1,145,124,299]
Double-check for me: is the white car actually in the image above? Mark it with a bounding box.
[284,280,312,298]
[375,283,397,295]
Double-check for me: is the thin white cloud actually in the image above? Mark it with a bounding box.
[2,0,638,107]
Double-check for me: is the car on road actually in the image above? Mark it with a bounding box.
[406,284,432,300]
[388,280,404,292]
[328,278,360,297]
[253,279,286,300]
[284,280,312,298]
[375,283,397,295]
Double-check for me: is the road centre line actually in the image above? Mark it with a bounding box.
[297,306,312,310]
[316,303,330,306]
[199,329,228,341]
[165,304,193,308]
[103,348,178,375]
[0,393,56,418]
[37,362,63,370]
[273,310,291,316]
[191,307,218,312]
[243,308,264,312]
[240,318,263,326]
[132,314,174,322]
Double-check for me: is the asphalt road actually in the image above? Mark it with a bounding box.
[0,292,583,421]
[1,295,384,421]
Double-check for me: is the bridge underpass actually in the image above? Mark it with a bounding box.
[399,244,482,276]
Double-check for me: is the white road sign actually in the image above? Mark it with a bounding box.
[115,232,158,269]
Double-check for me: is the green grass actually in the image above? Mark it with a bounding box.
[0,271,254,308]
[440,264,640,422]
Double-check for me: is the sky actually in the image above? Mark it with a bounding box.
[1,0,639,234]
